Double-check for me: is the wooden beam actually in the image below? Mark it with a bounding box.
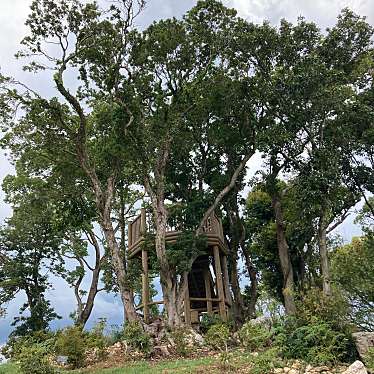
[142,249,149,323]
[213,245,227,321]
[203,269,213,315]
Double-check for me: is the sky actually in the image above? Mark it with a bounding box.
[0,0,372,343]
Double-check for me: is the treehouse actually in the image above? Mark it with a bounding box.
[128,208,232,325]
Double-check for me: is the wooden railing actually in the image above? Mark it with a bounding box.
[128,209,225,253]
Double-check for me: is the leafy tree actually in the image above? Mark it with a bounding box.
[331,235,374,331]
[0,196,62,335]
[0,0,147,322]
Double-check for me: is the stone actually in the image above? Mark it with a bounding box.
[56,355,68,365]
[248,316,273,331]
[273,368,283,373]
[352,332,374,362]
[288,369,299,374]
[342,361,367,374]
[153,345,170,357]
[185,329,204,346]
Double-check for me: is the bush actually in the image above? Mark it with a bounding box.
[296,288,350,329]
[85,320,108,360]
[54,326,86,368]
[200,314,223,334]
[2,331,55,359]
[17,343,55,374]
[365,347,374,372]
[205,323,230,351]
[170,328,193,357]
[249,348,282,374]
[238,321,271,351]
[275,317,351,365]
[123,321,152,355]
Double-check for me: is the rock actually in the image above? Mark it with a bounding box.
[353,332,374,362]
[273,368,283,373]
[56,355,68,365]
[284,367,290,373]
[248,316,273,331]
[185,329,204,347]
[153,345,170,357]
[288,369,298,374]
[144,318,165,340]
[342,361,367,374]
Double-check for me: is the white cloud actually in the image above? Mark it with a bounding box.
[224,0,374,29]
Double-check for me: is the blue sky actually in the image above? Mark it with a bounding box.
[0,0,372,343]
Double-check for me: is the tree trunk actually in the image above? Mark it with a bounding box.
[318,214,332,297]
[229,251,245,326]
[242,248,258,319]
[153,198,183,328]
[271,194,296,315]
[102,222,138,322]
[76,266,100,326]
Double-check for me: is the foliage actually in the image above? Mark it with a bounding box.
[248,348,283,374]
[200,314,224,334]
[365,347,374,372]
[1,330,55,360]
[85,319,109,360]
[331,235,374,331]
[274,317,353,365]
[204,323,230,352]
[54,326,86,368]
[295,287,351,329]
[238,322,271,351]
[17,343,55,374]
[122,321,152,355]
[169,328,194,357]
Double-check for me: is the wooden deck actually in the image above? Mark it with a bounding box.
[128,209,227,257]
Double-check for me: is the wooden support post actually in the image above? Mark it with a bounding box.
[128,221,133,248]
[213,245,227,321]
[184,276,191,326]
[142,249,149,324]
[203,269,213,315]
[140,208,146,233]
[221,255,232,305]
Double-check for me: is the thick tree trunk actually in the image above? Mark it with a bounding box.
[153,199,183,328]
[271,194,296,315]
[318,214,332,297]
[102,222,138,322]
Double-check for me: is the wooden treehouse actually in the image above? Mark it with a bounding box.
[128,208,232,325]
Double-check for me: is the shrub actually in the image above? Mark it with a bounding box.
[275,317,351,365]
[205,323,230,352]
[122,321,152,355]
[365,347,374,372]
[296,288,350,329]
[170,328,193,357]
[200,314,223,334]
[2,331,55,359]
[17,343,55,374]
[249,348,282,374]
[238,322,271,351]
[85,320,108,360]
[54,326,86,368]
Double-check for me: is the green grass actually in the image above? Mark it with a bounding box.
[84,356,217,373]
[0,362,19,374]
[0,351,255,373]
